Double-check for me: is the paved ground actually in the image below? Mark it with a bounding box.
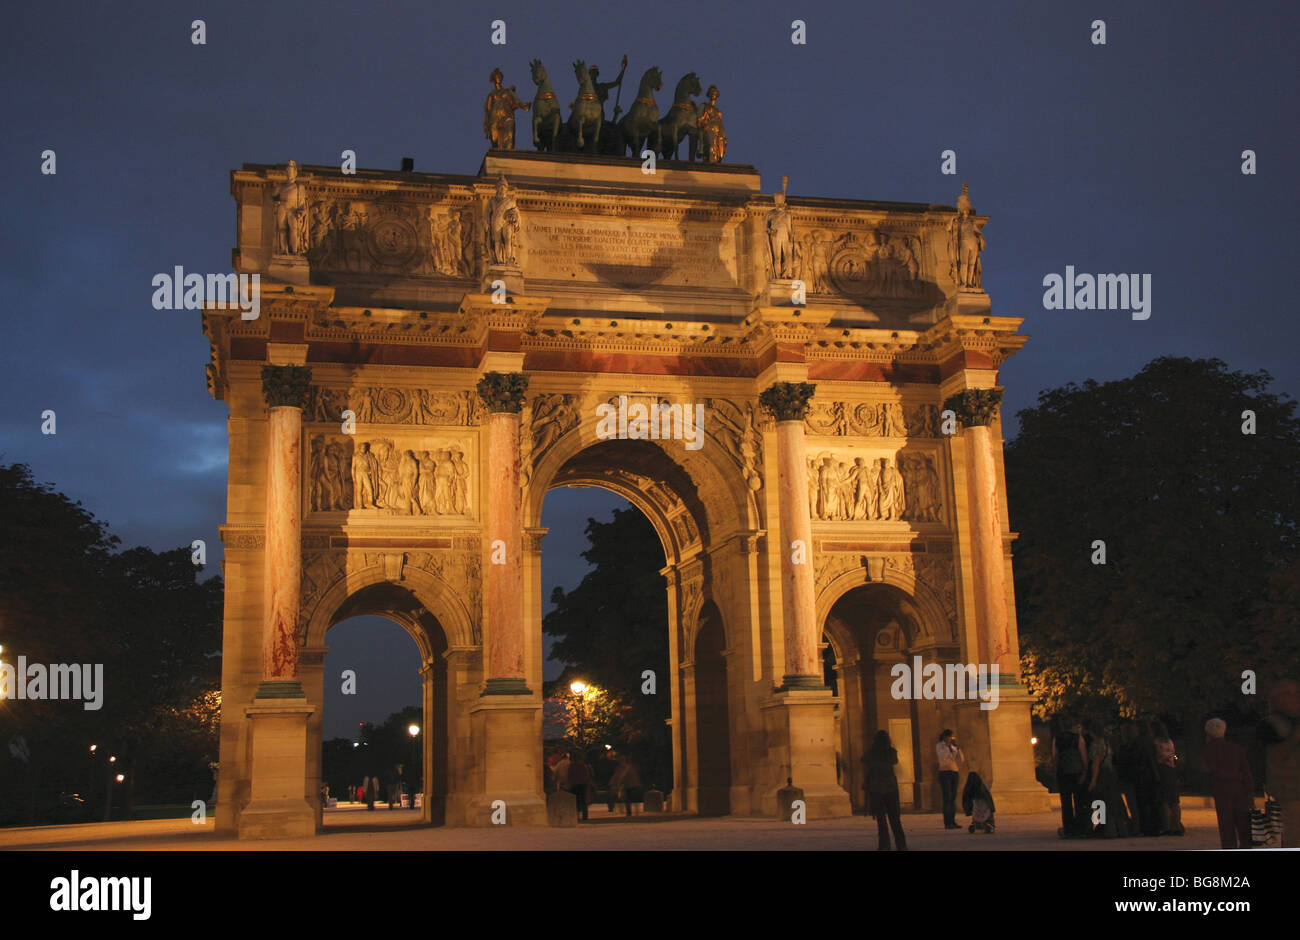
[0,804,1234,851]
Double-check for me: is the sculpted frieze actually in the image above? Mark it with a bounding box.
[309,434,472,517]
[306,387,478,427]
[804,401,938,439]
[305,197,477,278]
[806,451,943,524]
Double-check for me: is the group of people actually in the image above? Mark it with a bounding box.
[546,750,643,821]
[344,774,405,811]
[863,728,995,851]
[1053,717,1182,839]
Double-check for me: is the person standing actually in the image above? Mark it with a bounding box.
[611,753,642,817]
[1152,721,1184,835]
[1259,679,1300,848]
[1202,718,1254,849]
[1052,717,1088,837]
[936,729,965,830]
[1083,719,1121,838]
[1115,721,1146,836]
[864,730,907,850]
[567,752,592,822]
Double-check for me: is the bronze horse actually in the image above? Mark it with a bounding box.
[567,60,602,154]
[659,72,702,161]
[618,66,662,158]
[529,59,562,152]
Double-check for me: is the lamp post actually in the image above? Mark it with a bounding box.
[407,723,420,801]
[569,682,589,754]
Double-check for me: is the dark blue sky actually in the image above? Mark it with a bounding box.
[2,1,1295,737]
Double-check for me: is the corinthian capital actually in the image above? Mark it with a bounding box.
[759,381,816,422]
[476,371,529,414]
[944,388,1003,428]
[261,365,313,408]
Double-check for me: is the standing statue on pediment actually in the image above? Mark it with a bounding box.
[484,68,531,151]
[697,85,728,164]
[273,160,308,256]
[766,176,795,279]
[486,176,521,266]
[947,183,986,289]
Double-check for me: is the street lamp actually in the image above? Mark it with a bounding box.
[570,681,587,695]
[408,724,420,737]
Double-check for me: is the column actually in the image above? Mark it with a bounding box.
[477,371,530,695]
[239,363,316,839]
[464,372,545,825]
[258,364,312,696]
[946,387,1050,812]
[946,388,1012,672]
[760,381,823,689]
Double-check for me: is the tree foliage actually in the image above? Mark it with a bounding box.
[543,507,670,783]
[0,464,222,823]
[1005,358,1300,721]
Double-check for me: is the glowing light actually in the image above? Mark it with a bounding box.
[408,724,420,737]
[570,681,587,695]
[1031,736,1038,745]
[115,774,125,783]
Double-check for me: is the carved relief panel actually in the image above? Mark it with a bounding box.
[307,432,476,519]
[804,446,946,525]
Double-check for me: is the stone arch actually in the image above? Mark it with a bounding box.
[524,402,760,547]
[302,556,477,652]
[816,560,953,649]
[818,575,952,813]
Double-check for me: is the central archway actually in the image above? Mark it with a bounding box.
[527,423,753,814]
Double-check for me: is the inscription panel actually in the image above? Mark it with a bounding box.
[524,218,740,289]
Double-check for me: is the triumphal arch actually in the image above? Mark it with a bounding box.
[204,135,1048,837]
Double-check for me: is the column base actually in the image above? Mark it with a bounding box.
[268,253,310,286]
[238,696,317,840]
[958,688,1052,814]
[460,696,547,827]
[483,264,524,297]
[759,689,852,819]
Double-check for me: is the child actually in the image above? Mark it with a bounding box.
[962,771,996,833]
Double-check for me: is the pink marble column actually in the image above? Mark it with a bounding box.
[951,389,1015,673]
[478,372,531,695]
[258,364,312,697]
[761,382,824,689]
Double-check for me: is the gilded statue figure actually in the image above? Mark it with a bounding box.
[697,85,727,163]
[484,68,530,151]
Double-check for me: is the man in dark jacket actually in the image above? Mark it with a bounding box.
[1203,718,1254,848]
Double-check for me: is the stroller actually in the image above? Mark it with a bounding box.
[962,772,996,833]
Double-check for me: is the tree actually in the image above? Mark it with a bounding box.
[0,464,222,823]
[1005,358,1300,733]
[543,507,671,786]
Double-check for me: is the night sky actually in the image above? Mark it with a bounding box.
[2,1,1294,739]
